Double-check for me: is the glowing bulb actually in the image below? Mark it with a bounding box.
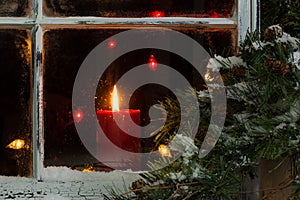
[210,11,219,18]
[112,85,120,112]
[108,40,116,48]
[148,54,158,71]
[7,139,25,150]
[205,71,214,82]
[158,144,172,158]
[74,109,83,123]
[82,166,96,172]
[151,11,165,18]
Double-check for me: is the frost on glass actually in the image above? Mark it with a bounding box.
[0,29,32,176]
[0,0,31,17]
[43,27,236,171]
[43,0,235,18]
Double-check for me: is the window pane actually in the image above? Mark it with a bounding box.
[0,0,31,17]
[43,0,235,18]
[43,27,236,171]
[0,29,32,176]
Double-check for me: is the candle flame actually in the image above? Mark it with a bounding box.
[112,85,120,111]
[158,144,172,158]
[6,139,25,150]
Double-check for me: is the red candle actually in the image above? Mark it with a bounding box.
[96,85,141,169]
[97,109,141,152]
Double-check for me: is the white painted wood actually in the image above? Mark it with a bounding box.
[238,0,259,44]
[37,17,235,25]
[32,25,44,180]
[0,18,35,25]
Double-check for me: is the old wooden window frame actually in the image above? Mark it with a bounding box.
[0,0,259,180]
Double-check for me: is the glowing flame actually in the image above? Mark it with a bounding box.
[112,85,120,112]
[158,144,172,158]
[7,139,25,150]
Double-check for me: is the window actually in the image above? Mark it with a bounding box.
[0,29,31,176]
[0,0,258,178]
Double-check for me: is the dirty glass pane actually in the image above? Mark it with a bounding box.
[0,0,31,17]
[0,29,32,176]
[43,0,235,18]
[43,27,236,171]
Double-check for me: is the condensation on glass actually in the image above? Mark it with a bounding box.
[0,0,31,17]
[0,29,32,176]
[43,27,236,171]
[43,0,235,18]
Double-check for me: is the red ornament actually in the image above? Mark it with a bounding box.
[108,40,116,48]
[148,54,158,71]
[74,109,83,123]
[151,11,165,18]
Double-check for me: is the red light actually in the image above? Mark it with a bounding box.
[74,110,83,123]
[148,54,158,71]
[210,11,219,18]
[108,40,116,48]
[151,11,165,18]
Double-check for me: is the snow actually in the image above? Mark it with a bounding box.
[276,32,300,50]
[44,194,69,200]
[275,123,287,129]
[198,90,211,98]
[44,166,141,182]
[169,134,198,155]
[168,172,186,181]
[0,175,31,183]
[291,51,300,70]
[207,55,246,70]
[252,41,272,50]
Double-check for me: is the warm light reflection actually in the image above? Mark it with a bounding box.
[112,85,120,111]
[82,166,96,172]
[158,144,172,158]
[6,139,25,150]
[205,71,214,82]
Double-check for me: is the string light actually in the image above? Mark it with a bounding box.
[82,166,96,172]
[151,11,165,18]
[210,11,219,18]
[6,139,25,150]
[158,144,172,158]
[108,40,117,48]
[148,54,158,71]
[74,109,83,123]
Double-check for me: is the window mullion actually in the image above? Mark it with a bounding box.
[32,24,43,180]
[38,17,235,25]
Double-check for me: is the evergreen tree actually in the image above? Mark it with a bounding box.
[261,0,300,37]
[104,26,300,199]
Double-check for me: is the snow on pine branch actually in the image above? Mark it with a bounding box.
[207,55,246,71]
[291,51,300,70]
